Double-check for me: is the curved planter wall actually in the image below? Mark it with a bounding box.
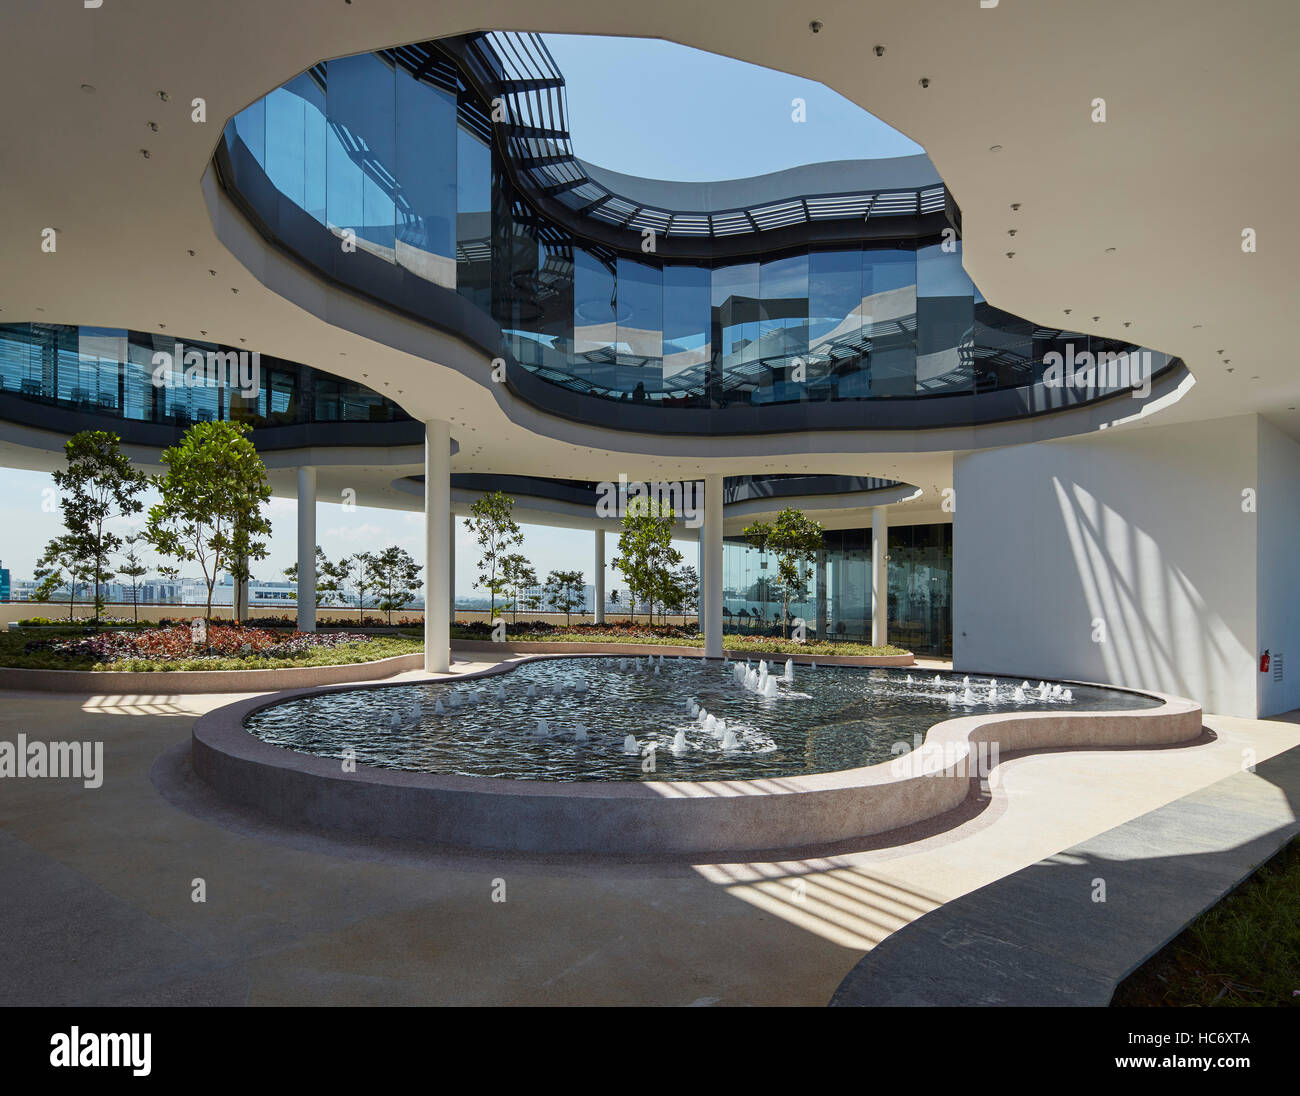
[0,653,423,694]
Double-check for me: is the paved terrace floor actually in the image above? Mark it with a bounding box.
[1,653,1298,1007]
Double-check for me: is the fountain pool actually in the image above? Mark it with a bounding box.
[242,656,1162,783]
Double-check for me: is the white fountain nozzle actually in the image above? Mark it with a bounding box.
[622,734,639,755]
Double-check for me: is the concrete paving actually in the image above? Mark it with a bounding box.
[830,744,1300,1006]
[2,655,1298,1006]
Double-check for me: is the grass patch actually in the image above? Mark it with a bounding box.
[1111,836,1300,1007]
[449,622,907,657]
[0,628,422,672]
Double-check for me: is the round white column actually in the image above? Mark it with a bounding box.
[296,466,316,633]
[594,528,606,624]
[703,473,724,658]
[425,421,451,673]
[448,516,456,624]
[872,505,888,647]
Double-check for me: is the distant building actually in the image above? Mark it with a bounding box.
[0,560,9,602]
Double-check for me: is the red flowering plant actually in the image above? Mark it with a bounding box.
[25,623,372,664]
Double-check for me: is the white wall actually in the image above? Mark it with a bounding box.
[954,415,1260,717]
[1256,417,1300,717]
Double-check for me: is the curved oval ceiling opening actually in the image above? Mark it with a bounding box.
[542,33,924,182]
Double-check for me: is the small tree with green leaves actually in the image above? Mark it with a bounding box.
[662,564,699,625]
[367,546,423,624]
[544,568,586,626]
[285,546,345,608]
[119,533,149,623]
[52,430,147,624]
[338,552,377,622]
[742,507,825,638]
[611,496,681,626]
[33,535,94,622]
[500,553,538,623]
[144,421,272,624]
[464,491,523,619]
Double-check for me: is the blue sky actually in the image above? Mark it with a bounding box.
[0,36,912,595]
[543,34,921,178]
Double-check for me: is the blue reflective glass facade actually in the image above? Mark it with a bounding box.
[722,524,953,656]
[0,323,409,429]
[218,42,1177,421]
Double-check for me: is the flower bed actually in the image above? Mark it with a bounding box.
[4,624,421,672]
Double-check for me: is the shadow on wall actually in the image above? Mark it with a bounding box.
[1052,476,1252,713]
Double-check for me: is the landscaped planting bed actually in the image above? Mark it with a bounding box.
[449,620,909,658]
[1,623,422,672]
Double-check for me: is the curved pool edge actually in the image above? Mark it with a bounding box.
[190,656,1203,856]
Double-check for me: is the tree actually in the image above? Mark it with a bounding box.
[544,568,586,626]
[144,421,272,624]
[285,546,345,607]
[337,552,377,622]
[33,535,94,622]
[118,533,149,623]
[662,564,699,625]
[611,496,681,625]
[742,507,825,638]
[367,546,423,624]
[51,430,147,625]
[608,589,620,616]
[500,553,537,623]
[464,491,523,619]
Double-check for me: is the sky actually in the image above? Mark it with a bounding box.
[543,34,921,179]
[0,35,915,596]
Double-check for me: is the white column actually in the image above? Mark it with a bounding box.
[296,467,316,633]
[425,420,451,673]
[594,528,606,623]
[448,515,456,624]
[703,473,724,658]
[872,506,888,647]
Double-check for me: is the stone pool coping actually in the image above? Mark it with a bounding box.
[0,652,424,694]
[191,655,1203,856]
